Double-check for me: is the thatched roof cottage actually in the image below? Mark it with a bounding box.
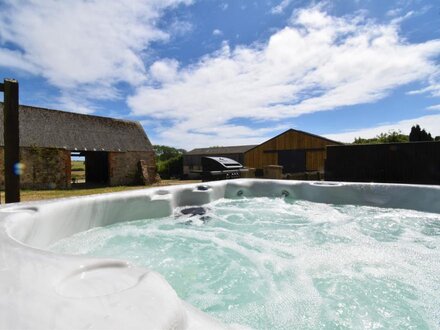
[0,104,156,189]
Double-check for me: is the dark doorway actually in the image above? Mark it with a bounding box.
[84,151,109,185]
[278,150,306,173]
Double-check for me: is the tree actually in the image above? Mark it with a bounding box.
[153,145,186,162]
[375,131,409,143]
[409,125,433,142]
[153,145,186,179]
[353,130,408,144]
[157,155,183,179]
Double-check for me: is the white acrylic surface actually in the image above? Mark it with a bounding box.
[1,179,439,329]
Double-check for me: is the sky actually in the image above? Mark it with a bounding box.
[1,0,440,150]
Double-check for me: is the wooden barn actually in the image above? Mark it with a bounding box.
[0,103,157,189]
[244,129,342,174]
[183,145,257,177]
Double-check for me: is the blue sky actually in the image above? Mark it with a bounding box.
[1,0,440,149]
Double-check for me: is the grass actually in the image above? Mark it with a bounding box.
[0,179,201,203]
[71,161,85,172]
[71,160,85,182]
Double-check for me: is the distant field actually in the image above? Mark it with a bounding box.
[71,160,85,182]
[71,161,85,171]
[0,180,201,203]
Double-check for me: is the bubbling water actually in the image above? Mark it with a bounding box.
[50,198,440,329]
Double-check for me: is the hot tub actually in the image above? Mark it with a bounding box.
[1,179,439,329]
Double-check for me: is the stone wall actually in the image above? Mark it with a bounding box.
[108,151,157,186]
[0,147,70,189]
[0,148,157,189]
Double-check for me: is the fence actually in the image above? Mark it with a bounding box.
[325,141,440,185]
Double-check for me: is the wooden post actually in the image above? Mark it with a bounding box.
[3,79,20,203]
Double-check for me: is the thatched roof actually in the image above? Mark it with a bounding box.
[0,103,152,152]
[186,145,257,155]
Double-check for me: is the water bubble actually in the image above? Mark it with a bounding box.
[49,198,440,329]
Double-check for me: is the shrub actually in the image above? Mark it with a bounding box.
[157,155,183,179]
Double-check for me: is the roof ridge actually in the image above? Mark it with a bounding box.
[244,128,342,153]
[0,103,153,152]
[24,103,139,124]
[0,102,140,125]
[191,144,257,150]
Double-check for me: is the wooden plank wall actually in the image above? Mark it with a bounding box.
[244,130,340,171]
[306,150,326,172]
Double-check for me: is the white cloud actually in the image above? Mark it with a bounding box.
[212,29,223,36]
[324,114,440,142]
[427,104,440,111]
[389,10,414,25]
[168,20,194,37]
[271,0,294,14]
[386,8,402,17]
[153,123,290,149]
[220,3,229,11]
[150,59,179,84]
[408,72,440,97]
[54,93,97,115]
[0,0,192,104]
[129,7,440,148]
[0,48,39,74]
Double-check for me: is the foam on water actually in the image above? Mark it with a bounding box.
[50,198,440,329]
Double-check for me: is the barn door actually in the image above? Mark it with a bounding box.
[278,150,306,173]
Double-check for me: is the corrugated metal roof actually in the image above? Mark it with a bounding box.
[186,145,258,155]
[0,103,153,152]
